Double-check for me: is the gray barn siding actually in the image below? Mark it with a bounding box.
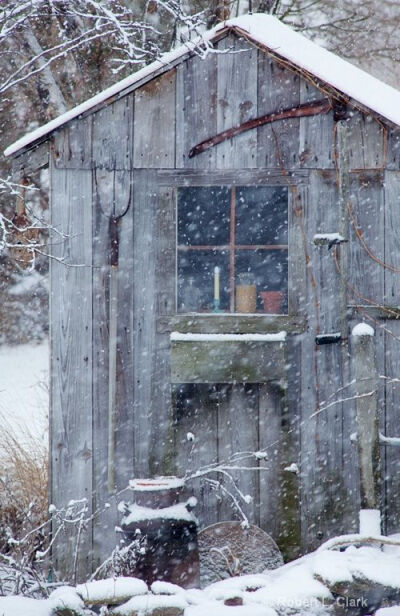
[50,165,93,581]
[297,170,359,550]
[92,168,135,568]
[258,51,300,169]
[383,171,400,532]
[175,54,218,170]
[48,31,400,579]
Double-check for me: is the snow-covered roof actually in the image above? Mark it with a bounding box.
[6,14,400,157]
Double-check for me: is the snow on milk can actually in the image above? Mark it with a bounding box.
[119,477,199,588]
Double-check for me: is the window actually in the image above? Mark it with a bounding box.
[177,185,288,314]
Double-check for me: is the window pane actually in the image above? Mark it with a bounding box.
[235,186,288,245]
[235,250,288,313]
[178,250,230,312]
[178,187,230,246]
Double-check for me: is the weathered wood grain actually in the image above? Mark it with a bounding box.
[386,128,400,171]
[176,54,218,169]
[383,321,400,533]
[148,187,176,475]
[216,35,258,169]
[157,314,306,334]
[346,111,385,170]
[218,384,260,525]
[91,168,113,566]
[258,383,283,537]
[91,168,134,567]
[132,170,157,476]
[134,70,176,168]
[348,174,385,306]
[12,142,49,175]
[288,183,308,316]
[173,384,219,527]
[171,340,286,383]
[53,116,92,169]
[311,170,340,333]
[257,53,300,169]
[299,80,334,169]
[384,171,400,304]
[156,188,176,317]
[157,168,309,185]
[92,96,133,170]
[299,170,355,550]
[277,338,301,560]
[50,165,93,581]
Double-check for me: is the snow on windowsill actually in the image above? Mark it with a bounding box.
[170,332,287,342]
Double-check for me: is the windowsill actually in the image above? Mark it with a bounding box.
[157,313,306,334]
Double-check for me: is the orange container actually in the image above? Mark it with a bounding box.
[260,291,284,314]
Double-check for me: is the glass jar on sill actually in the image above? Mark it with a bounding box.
[236,272,257,313]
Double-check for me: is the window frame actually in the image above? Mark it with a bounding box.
[156,169,308,333]
[176,185,289,314]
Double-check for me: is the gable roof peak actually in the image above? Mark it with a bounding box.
[5,14,400,157]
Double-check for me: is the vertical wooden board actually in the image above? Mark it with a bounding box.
[346,111,385,170]
[279,337,301,559]
[257,53,300,169]
[114,171,135,493]
[341,328,361,538]
[297,169,330,550]
[375,321,385,525]
[288,183,308,316]
[310,171,341,333]
[173,384,219,528]
[217,384,260,526]
[316,344,358,540]
[148,333,174,476]
[91,168,113,567]
[147,186,176,475]
[216,35,258,169]
[383,322,400,533]
[384,171,400,305]
[348,174,385,306]
[156,187,176,316]
[259,380,301,559]
[53,115,92,169]
[299,170,358,548]
[91,169,134,567]
[299,333,319,551]
[258,384,281,537]
[299,80,334,169]
[176,55,218,169]
[132,170,158,476]
[134,71,176,168]
[50,166,93,581]
[92,96,134,170]
[386,128,400,171]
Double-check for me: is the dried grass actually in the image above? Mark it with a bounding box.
[0,414,48,564]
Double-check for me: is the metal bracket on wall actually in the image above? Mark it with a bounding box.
[315,333,342,345]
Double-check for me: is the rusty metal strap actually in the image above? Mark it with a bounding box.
[189,99,332,158]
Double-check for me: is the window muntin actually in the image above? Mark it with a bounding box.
[177,185,288,314]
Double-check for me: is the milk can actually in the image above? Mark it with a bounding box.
[120,477,199,588]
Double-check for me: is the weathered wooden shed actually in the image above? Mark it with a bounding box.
[6,13,400,580]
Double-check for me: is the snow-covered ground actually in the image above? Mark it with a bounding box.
[0,341,48,446]
[2,541,400,615]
